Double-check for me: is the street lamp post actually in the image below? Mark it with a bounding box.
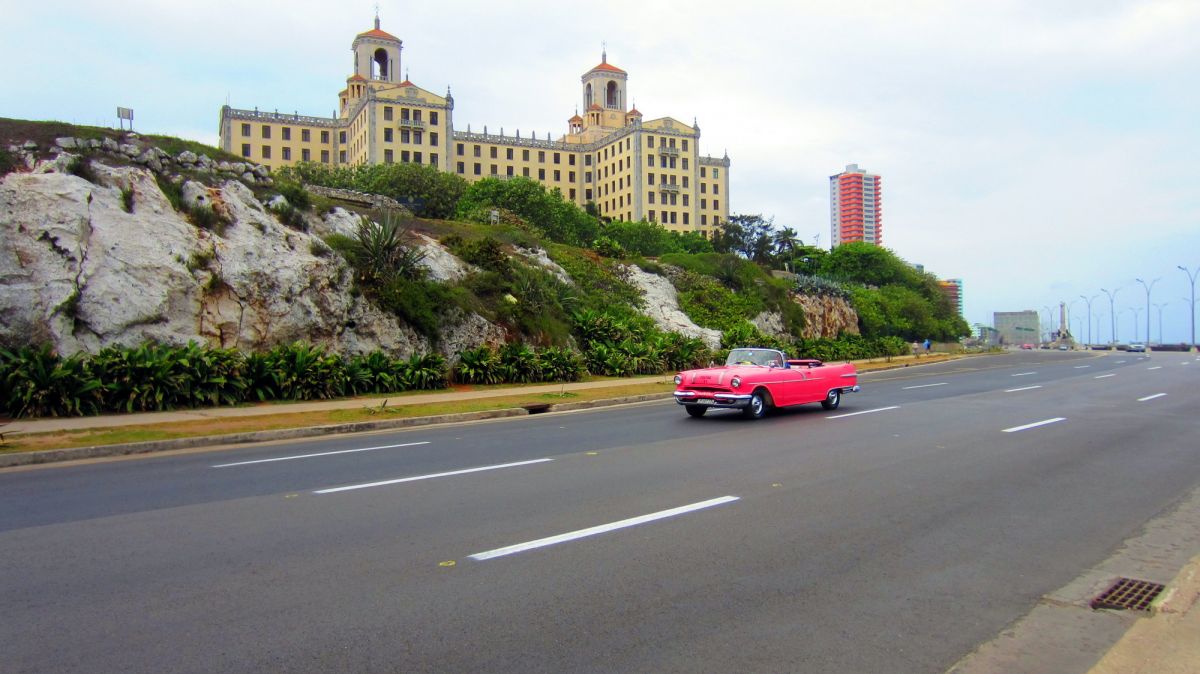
[1181,266,1199,350]
[1100,287,1120,346]
[1153,302,1168,345]
[1079,294,1098,347]
[1042,305,1055,343]
[1135,277,1159,346]
[1126,307,1143,342]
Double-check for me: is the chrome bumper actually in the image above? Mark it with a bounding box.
[673,391,753,408]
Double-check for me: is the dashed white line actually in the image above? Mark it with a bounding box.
[827,405,900,419]
[1095,374,1116,379]
[213,441,431,468]
[903,382,948,390]
[1011,372,1037,377]
[1005,385,1043,393]
[1137,393,1167,402]
[1073,365,1091,369]
[468,495,740,561]
[315,458,553,494]
[1116,360,1127,364]
[1147,366,1163,371]
[1003,418,1066,433]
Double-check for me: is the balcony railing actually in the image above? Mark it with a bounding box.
[659,146,680,157]
[399,118,427,129]
[659,183,681,194]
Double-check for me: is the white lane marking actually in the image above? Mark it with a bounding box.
[1005,385,1043,393]
[469,495,740,561]
[1183,361,1192,365]
[315,458,553,494]
[1137,393,1167,402]
[826,406,900,419]
[1116,360,1127,364]
[213,441,430,468]
[1095,374,1116,379]
[1011,372,1037,377]
[1003,417,1066,433]
[1074,365,1091,369]
[903,382,948,390]
[1147,366,1163,371]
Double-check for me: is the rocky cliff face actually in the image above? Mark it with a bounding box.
[793,294,860,339]
[0,156,503,357]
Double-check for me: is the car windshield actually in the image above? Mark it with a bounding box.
[725,349,784,368]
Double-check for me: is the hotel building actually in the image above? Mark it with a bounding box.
[218,18,730,235]
[829,163,882,247]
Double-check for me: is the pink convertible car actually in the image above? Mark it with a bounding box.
[673,347,860,419]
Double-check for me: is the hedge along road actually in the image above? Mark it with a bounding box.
[3,349,1198,672]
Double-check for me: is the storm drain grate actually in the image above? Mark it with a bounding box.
[1090,577,1165,612]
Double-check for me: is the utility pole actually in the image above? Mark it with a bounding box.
[1100,287,1120,345]
[1135,277,1159,346]
[1079,294,1098,347]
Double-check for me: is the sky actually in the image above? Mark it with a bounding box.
[4,0,1199,343]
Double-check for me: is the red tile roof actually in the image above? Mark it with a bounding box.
[399,80,415,87]
[357,28,399,41]
[569,114,583,122]
[590,61,626,74]
[348,74,366,81]
[588,103,603,111]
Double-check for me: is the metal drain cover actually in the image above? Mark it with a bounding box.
[1090,577,1165,612]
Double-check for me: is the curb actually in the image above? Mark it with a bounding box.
[0,393,674,468]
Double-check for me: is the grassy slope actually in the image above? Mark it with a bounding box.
[0,117,244,163]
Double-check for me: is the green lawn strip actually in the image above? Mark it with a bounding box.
[0,382,674,454]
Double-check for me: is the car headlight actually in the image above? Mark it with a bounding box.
[730,376,742,388]
[674,374,683,385]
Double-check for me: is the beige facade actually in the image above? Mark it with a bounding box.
[218,18,730,234]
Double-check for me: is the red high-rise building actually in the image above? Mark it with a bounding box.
[829,163,882,247]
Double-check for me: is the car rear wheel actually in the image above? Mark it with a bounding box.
[685,405,707,418]
[742,391,767,419]
[821,389,841,410]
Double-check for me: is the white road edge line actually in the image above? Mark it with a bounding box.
[468,495,740,561]
[213,441,431,468]
[1147,366,1163,370]
[1095,374,1116,379]
[826,405,900,419]
[1003,417,1066,433]
[1137,393,1167,402]
[1011,372,1037,377]
[315,458,553,494]
[902,382,948,390]
[1005,385,1043,393]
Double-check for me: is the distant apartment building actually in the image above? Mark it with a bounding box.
[994,310,1039,346]
[829,163,882,247]
[938,278,963,317]
[217,17,730,235]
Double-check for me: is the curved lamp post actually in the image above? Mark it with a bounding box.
[1079,294,1098,347]
[1135,277,1159,346]
[1100,287,1120,345]
[1042,305,1055,343]
[1181,266,1199,350]
[1153,302,1168,345]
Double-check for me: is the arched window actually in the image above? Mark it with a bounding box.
[606,81,618,108]
[585,83,593,108]
[374,48,389,80]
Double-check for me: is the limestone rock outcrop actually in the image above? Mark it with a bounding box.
[793,294,859,339]
[621,265,722,348]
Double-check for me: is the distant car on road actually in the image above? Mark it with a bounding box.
[1128,343,1147,352]
[673,347,860,419]
[1058,344,1069,351]
[1021,343,1034,350]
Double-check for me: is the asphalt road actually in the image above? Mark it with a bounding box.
[2,350,1197,672]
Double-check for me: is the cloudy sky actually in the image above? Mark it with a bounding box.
[4,0,1199,342]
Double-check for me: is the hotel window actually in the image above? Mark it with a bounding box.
[457,143,465,155]
[414,152,422,163]
[384,106,393,121]
[339,131,347,143]
[714,200,720,210]
[506,148,514,160]
[700,168,707,178]
[569,188,576,199]
[701,183,707,194]
[701,199,707,209]
[683,213,689,225]
[506,166,514,176]
[538,151,545,163]
[261,125,271,139]
[538,168,546,180]
[648,211,656,222]
[401,130,410,143]
[490,147,497,159]
[240,123,250,136]
[282,127,291,141]
[713,169,720,178]
[647,136,654,148]
[648,174,655,185]
[648,156,654,167]
[384,128,393,142]
[569,154,576,166]
[585,189,593,200]
[474,145,481,157]
[413,131,423,144]
[522,167,529,177]
[682,159,688,170]
[554,152,561,164]
[649,193,655,204]
[430,153,438,165]
[683,195,689,206]
[569,171,575,182]
[661,210,667,222]
[585,171,592,182]
[457,161,465,173]
[413,110,422,122]
[490,164,498,175]
[321,149,330,163]
[682,140,689,151]
[301,129,311,142]
[473,163,481,175]
[261,145,271,159]
[301,149,310,161]
[430,132,438,146]
[584,155,592,166]
[339,150,346,162]
[241,143,250,157]
[430,111,439,125]
[714,184,719,194]
[401,109,410,121]
[282,147,291,161]
[401,151,410,162]
[384,149,394,163]
[522,149,530,161]
[683,177,688,188]
[553,170,560,181]
[321,130,330,143]
[670,212,677,224]
[701,214,707,225]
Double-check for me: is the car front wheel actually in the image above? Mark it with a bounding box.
[685,405,707,418]
[742,391,767,419]
[821,389,841,410]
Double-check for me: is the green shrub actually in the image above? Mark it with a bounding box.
[0,148,16,177]
[455,346,503,385]
[271,202,307,231]
[155,174,185,212]
[65,155,98,183]
[187,205,229,234]
[120,186,135,213]
[498,343,539,383]
[0,345,100,417]
[276,181,312,211]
